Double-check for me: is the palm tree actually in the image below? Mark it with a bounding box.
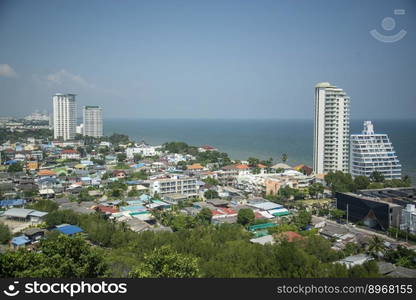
[367,235,385,259]
[281,153,288,163]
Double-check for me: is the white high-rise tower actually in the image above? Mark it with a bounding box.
[83,106,103,137]
[350,121,401,179]
[313,82,350,174]
[53,93,76,140]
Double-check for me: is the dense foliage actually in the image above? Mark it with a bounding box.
[0,223,11,244]
[0,234,108,277]
[0,205,388,278]
[325,171,411,193]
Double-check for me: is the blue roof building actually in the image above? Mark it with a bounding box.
[0,199,26,208]
[11,235,31,248]
[53,225,83,235]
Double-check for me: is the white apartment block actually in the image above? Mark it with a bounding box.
[401,204,416,235]
[53,94,76,141]
[83,106,103,137]
[126,142,161,159]
[149,177,198,196]
[350,121,402,180]
[313,82,350,174]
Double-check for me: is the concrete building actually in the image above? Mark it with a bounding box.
[24,110,50,122]
[126,142,160,159]
[149,176,197,196]
[83,106,103,137]
[53,93,76,140]
[335,191,405,231]
[76,123,84,135]
[401,204,416,235]
[350,121,401,180]
[313,82,350,174]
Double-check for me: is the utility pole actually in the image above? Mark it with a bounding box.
[346,203,349,226]
[396,211,400,240]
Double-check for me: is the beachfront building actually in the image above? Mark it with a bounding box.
[126,141,161,159]
[83,106,103,137]
[313,82,350,174]
[53,93,76,140]
[350,121,401,180]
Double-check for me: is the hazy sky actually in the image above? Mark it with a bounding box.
[0,0,415,119]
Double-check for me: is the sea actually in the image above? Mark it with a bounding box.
[104,118,416,183]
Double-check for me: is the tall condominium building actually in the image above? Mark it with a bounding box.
[83,106,103,137]
[350,121,401,179]
[53,94,76,140]
[313,82,350,174]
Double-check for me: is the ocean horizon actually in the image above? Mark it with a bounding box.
[103,118,416,182]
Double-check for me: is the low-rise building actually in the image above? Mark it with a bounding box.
[126,142,161,158]
[149,176,198,196]
[60,149,80,160]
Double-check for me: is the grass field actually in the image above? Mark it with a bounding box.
[296,198,334,206]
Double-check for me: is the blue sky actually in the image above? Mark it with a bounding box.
[0,0,415,119]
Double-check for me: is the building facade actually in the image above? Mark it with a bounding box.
[149,177,197,196]
[126,142,160,159]
[83,106,103,137]
[313,82,350,174]
[335,192,402,231]
[350,121,401,180]
[53,94,76,140]
[401,204,416,235]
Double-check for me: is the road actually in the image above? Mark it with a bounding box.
[312,215,414,246]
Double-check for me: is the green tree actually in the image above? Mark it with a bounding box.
[354,176,370,190]
[325,171,355,193]
[197,208,213,224]
[279,186,295,201]
[204,189,219,199]
[367,236,386,259]
[129,246,199,278]
[369,171,385,183]
[7,162,23,173]
[117,153,127,162]
[109,133,130,145]
[308,183,324,199]
[45,210,79,227]
[133,153,142,163]
[292,210,312,229]
[127,189,139,197]
[0,234,108,277]
[202,177,220,186]
[27,199,59,213]
[39,234,108,277]
[78,189,94,202]
[0,223,11,244]
[237,208,255,226]
[281,153,288,163]
[330,209,345,221]
[247,157,260,167]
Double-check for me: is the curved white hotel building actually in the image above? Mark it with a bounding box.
[313,82,350,174]
[350,121,402,180]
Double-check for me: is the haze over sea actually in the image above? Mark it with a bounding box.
[105,118,416,182]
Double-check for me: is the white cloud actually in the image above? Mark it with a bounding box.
[0,64,18,78]
[44,69,95,88]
